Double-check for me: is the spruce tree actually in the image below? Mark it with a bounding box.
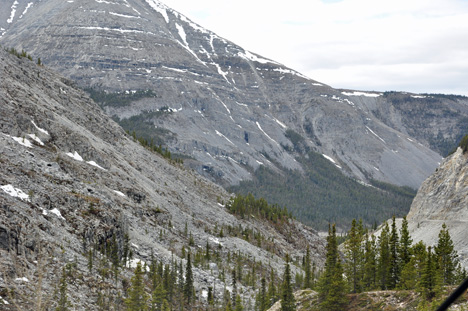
[303,246,312,289]
[434,223,458,285]
[420,246,441,300]
[388,216,400,289]
[55,266,72,311]
[317,224,348,311]
[280,254,296,311]
[343,219,364,293]
[184,253,194,306]
[125,262,149,311]
[399,216,412,267]
[377,222,390,290]
[363,234,377,291]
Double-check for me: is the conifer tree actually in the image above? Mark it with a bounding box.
[125,262,149,311]
[280,254,296,311]
[55,266,72,311]
[420,246,441,300]
[363,234,377,291]
[317,224,348,311]
[377,222,390,290]
[399,216,412,267]
[388,216,400,289]
[343,219,364,293]
[256,277,267,311]
[235,294,244,311]
[151,283,167,311]
[267,269,278,308]
[184,253,194,306]
[303,246,312,289]
[435,223,458,285]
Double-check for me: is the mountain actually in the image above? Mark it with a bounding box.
[0,48,325,309]
[2,0,468,229]
[406,144,468,267]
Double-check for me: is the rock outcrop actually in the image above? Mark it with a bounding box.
[407,147,468,266]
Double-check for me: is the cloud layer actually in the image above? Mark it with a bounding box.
[163,0,468,95]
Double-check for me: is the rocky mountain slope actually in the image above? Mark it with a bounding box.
[1,0,465,193]
[0,48,325,309]
[406,146,468,267]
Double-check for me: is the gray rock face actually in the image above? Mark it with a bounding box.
[0,0,460,189]
[0,49,325,309]
[407,147,468,267]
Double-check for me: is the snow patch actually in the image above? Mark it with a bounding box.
[66,151,83,161]
[322,154,342,169]
[209,237,223,246]
[256,122,280,147]
[1,185,30,202]
[7,1,19,23]
[77,26,155,36]
[15,277,29,282]
[109,12,140,19]
[11,136,33,148]
[273,117,287,129]
[86,161,107,171]
[411,95,427,99]
[238,50,281,65]
[365,126,386,144]
[28,134,44,146]
[43,208,65,220]
[215,130,235,146]
[342,91,382,98]
[113,190,126,197]
[272,68,310,80]
[20,2,33,19]
[127,258,150,271]
[0,296,9,305]
[145,0,169,23]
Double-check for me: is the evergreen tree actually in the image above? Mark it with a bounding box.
[362,234,377,291]
[266,269,278,308]
[280,255,296,311]
[434,223,458,285]
[125,262,149,311]
[399,216,413,267]
[420,246,441,300]
[388,216,400,289]
[184,253,194,306]
[151,283,167,311]
[303,246,312,289]
[256,277,267,311]
[55,266,72,311]
[317,224,348,311]
[343,219,364,293]
[235,294,244,311]
[377,222,390,290]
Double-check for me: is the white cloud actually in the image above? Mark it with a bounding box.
[162,0,468,95]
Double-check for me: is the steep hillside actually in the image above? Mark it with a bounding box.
[0,0,452,192]
[406,145,468,267]
[0,48,325,309]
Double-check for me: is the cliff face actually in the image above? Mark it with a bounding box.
[407,147,468,266]
[0,49,325,309]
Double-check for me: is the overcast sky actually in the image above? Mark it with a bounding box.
[162,0,468,96]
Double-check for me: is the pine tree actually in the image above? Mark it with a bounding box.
[184,253,194,306]
[317,224,348,311]
[303,246,312,289]
[388,216,400,289]
[434,223,458,285]
[343,219,364,293]
[377,222,390,290]
[235,294,244,311]
[125,262,149,311]
[280,254,296,311]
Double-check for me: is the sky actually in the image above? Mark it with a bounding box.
[162,0,468,96]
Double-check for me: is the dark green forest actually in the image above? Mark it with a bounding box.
[229,151,416,231]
